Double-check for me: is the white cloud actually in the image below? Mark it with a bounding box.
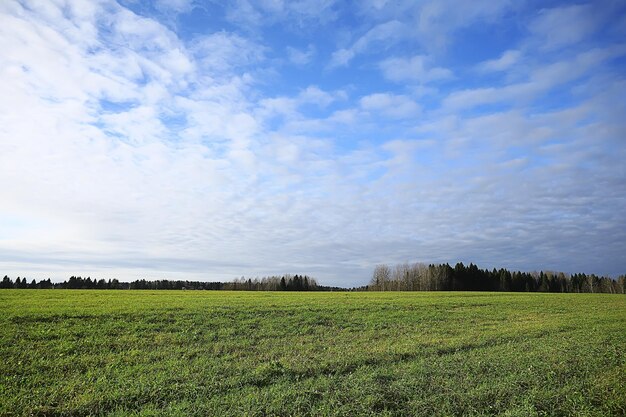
[360,93,421,119]
[443,45,626,111]
[329,48,356,68]
[191,32,265,75]
[225,0,339,28]
[257,85,342,124]
[442,87,500,111]
[100,105,166,145]
[328,109,359,124]
[155,0,193,14]
[355,0,517,52]
[329,20,406,68]
[0,1,272,279]
[286,44,316,65]
[478,50,521,72]
[417,1,516,49]
[298,86,338,107]
[330,1,518,69]
[529,4,598,50]
[379,55,452,83]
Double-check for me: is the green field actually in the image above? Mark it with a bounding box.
[1,291,624,416]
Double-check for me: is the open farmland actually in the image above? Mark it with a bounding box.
[1,290,625,416]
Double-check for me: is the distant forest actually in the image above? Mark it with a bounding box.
[1,263,624,293]
[0,274,345,291]
[367,263,625,294]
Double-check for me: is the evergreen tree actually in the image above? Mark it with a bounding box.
[1,275,12,289]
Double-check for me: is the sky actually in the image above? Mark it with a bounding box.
[1,0,625,286]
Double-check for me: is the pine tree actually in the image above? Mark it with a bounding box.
[0,276,12,289]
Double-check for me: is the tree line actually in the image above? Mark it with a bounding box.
[2,264,624,293]
[0,274,346,291]
[367,262,625,293]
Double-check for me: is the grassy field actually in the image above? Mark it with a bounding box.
[0,290,624,416]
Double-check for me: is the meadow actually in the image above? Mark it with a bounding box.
[1,290,624,416]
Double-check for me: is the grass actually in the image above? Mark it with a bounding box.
[0,290,624,416]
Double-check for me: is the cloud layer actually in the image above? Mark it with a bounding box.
[1,0,625,285]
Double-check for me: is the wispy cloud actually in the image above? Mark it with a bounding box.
[224,0,339,29]
[379,55,452,83]
[286,44,316,66]
[329,20,406,68]
[477,50,521,73]
[360,93,421,119]
[529,4,600,51]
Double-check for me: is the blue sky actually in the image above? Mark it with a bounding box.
[1,0,625,286]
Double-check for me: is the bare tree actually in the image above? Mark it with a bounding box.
[371,264,392,291]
